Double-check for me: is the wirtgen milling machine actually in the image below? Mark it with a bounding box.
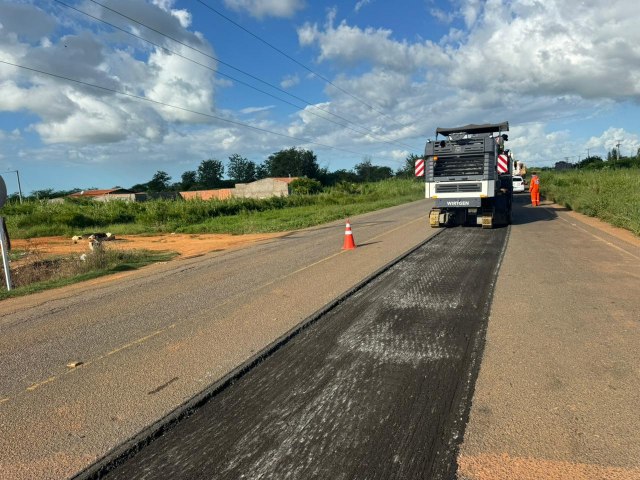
[424,122,513,229]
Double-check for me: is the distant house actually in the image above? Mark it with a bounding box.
[179,189,234,201]
[233,177,298,199]
[68,188,145,202]
[69,178,301,203]
[146,192,181,201]
[179,178,299,201]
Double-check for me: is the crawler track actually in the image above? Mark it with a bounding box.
[90,226,509,480]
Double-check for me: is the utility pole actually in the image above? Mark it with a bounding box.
[615,140,621,168]
[15,170,23,203]
[2,170,22,203]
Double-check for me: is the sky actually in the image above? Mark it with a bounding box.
[1,0,640,195]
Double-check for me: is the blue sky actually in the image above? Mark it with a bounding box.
[1,0,640,195]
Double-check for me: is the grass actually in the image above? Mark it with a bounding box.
[0,179,424,298]
[0,248,176,300]
[4,178,424,238]
[540,169,640,236]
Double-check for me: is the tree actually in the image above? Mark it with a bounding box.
[227,154,256,183]
[255,162,269,180]
[30,188,55,199]
[264,147,320,179]
[197,158,224,188]
[577,156,604,169]
[180,170,198,190]
[396,153,422,178]
[130,182,149,192]
[147,171,171,192]
[355,158,393,182]
[319,168,359,186]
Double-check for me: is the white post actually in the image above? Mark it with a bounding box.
[0,217,11,291]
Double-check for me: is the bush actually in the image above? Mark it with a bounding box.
[332,181,362,195]
[290,178,323,195]
[540,169,640,235]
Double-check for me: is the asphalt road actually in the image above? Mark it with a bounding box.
[458,193,640,480]
[2,194,638,480]
[93,226,508,480]
[0,200,434,480]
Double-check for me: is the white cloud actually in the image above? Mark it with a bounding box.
[145,46,216,122]
[84,0,203,47]
[0,3,56,41]
[0,128,21,141]
[443,0,640,101]
[169,9,192,28]
[240,105,275,114]
[297,17,439,73]
[280,74,300,89]
[459,0,483,28]
[0,1,217,144]
[389,149,409,160]
[223,0,305,19]
[429,8,455,24]
[34,95,136,144]
[299,1,640,102]
[354,0,372,13]
[151,0,192,27]
[288,0,640,168]
[586,128,640,157]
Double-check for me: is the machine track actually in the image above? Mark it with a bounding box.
[84,226,509,480]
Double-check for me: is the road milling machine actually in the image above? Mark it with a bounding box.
[424,122,513,229]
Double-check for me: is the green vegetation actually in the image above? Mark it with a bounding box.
[4,178,424,238]
[1,178,422,298]
[289,178,323,195]
[1,249,176,300]
[540,169,640,235]
[15,148,423,201]
[1,148,426,298]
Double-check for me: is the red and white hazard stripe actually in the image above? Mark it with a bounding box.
[415,158,425,176]
[497,154,509,174]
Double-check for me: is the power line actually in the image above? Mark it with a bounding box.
[196,0,407,128]
[0,59,403,164]
[53,1,368,141]
[197,0,380,107]
[76,0,417,151]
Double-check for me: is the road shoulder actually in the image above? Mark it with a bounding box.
[458,196,640,480]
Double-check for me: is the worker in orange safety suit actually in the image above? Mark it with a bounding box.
[529,172,540,206]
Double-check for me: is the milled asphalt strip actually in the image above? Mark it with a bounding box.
[77,226,509,480]
[72,229,444,480]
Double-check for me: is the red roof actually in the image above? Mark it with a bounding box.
[272,177,299,184]
[69,188,132,197]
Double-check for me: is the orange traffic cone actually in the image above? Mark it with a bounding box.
[342,219,356,250]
